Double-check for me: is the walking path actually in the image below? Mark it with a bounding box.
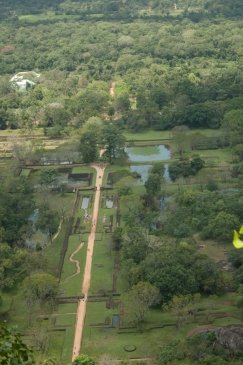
[64,242,84,282]
[110,81,115,98]
[72,164,105,361]
[52,219,63,241]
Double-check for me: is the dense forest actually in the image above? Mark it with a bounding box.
[0,0,243,133]
[1,0,243,365]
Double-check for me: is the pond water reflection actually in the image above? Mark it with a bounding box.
[106,196,114,208]
[81,196,90,210]
[130,163,171,184]
[125,144,171,162]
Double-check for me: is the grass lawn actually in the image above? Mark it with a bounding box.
[19,12,78,24]
[0,128,44,136]
[56,303,77,316]
[124,129,223,143]
[115,271,128,294]
[43,223,67,276]
[55,312,76,327]
[5,291,31,330]
[61,326,76,363]
[72,166,95,174]
[124,130,172,141]
[82,302,184,359]
[83,325,179,359]
[195,237,228,262]
[47,303,78,363]
[82,293,242,360]
[20,168,31,177]
[58,303,77,363]
[198,148,233,165]
[196,166,232,182]
[46,330,66,361]
[72,167,85,174]
[196,129,224,137]
[60,234,87,296]
[130,184,146,195]
[90,236,114,295]
[0,293,13,315]
[213,317,242,326]
[173,148,233,167]
[96,203,117,233]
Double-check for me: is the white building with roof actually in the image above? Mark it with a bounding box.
[10,71,41,92]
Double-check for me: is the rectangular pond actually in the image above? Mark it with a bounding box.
[130,165,152,183]
[125,144,171,162]
[51,172,91,187]
[164,164,171,182]
[130,163,171,184]
[106,196,114,208]
[81,196,90,210]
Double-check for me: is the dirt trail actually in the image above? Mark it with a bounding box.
[187,325,217,337]
[72,164,105,361]
[52,219,63,241]
[110,81,115,98]
[64,242,84,282]
[99,148,106,158]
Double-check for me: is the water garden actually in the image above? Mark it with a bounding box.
[1,127,242,365]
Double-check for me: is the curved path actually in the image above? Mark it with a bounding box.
[64,242,84,282]
[52,219,63,241]
[72,164,105,361]
[110,81,115,98]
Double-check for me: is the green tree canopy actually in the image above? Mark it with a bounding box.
[145,173,162,197]
[72,354,95,365]
[0,322,35,365]
[39,168,58,187]
[23,272,59,308]
[0,243,28,290]
[36,203,59,239]
[201,211,240,242]
[101,123,125,163]
[121,281,161,328]
[80,130,98,163]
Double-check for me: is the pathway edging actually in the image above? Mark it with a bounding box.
[72,164,105,361]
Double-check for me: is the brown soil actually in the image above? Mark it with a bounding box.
[72,164,105,361]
